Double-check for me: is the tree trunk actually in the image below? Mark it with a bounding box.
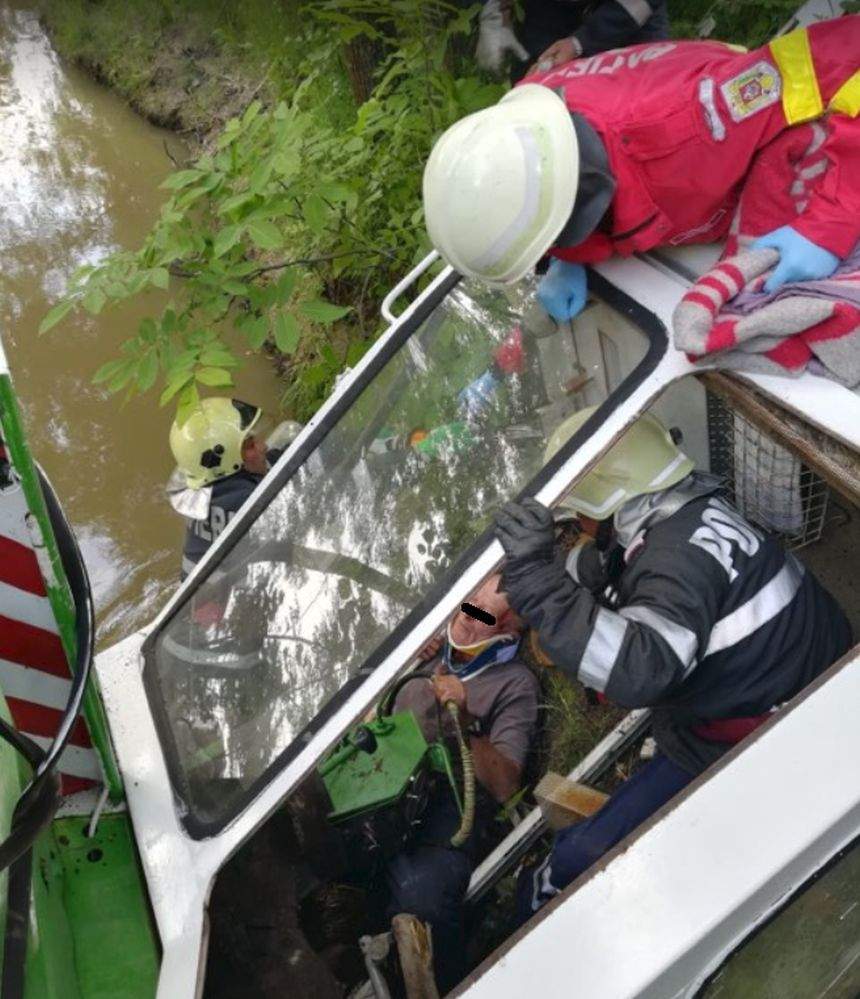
[342,36,381,106]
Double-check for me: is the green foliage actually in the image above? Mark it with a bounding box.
[46,0,796,421]
[542,670,623,776]
[670,0,800,49]
[45,0,502,420]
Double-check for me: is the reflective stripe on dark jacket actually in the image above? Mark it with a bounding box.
[180,448,282,579]
[573,0,668,58]
[504,484,853,774]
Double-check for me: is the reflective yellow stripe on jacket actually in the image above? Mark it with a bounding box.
[831,69,860,117]
[770,27,860,122]
[769,28,823,124]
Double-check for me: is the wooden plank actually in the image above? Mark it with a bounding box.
[534,772,609,831]
[392,914,440,999]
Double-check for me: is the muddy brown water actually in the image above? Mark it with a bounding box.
[0,5,284,646]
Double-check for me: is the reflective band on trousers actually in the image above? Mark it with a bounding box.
[769,28,823,125]
[579,607,628,692]
[530,857,560,913]
[831,69,860,117]
[705,557,804,658]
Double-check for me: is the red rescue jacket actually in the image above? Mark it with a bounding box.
[522,18,860,263]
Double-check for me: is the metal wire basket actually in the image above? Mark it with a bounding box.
[706,393,830,550]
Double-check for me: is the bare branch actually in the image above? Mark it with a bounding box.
[245,249,378,279]
[167,249,381,283]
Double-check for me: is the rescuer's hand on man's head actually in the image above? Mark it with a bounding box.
[495,498,556,564]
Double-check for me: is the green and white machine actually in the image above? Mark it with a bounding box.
[5,231,860,999]
[0,338,158,998]
[6,211,860,997]
[319,681,474,862]
[320,713,463,825]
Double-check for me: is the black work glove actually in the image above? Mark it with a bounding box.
[496,499,570,626]
[495,498,555,564]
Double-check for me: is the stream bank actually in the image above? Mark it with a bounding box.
[37,1,299,148]
[0,3,285,645]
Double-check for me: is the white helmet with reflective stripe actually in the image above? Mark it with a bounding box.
[423,84,579,286]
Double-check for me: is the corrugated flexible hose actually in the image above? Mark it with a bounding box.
[446,701,475,849]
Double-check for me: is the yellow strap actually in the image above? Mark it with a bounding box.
[769,28,824,125]
[830,69,860,117]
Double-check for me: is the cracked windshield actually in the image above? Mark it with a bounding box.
[152,279,648,825]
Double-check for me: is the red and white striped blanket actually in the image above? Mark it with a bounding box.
[672,120,860,387]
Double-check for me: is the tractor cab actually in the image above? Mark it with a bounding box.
[1,3,857,991]
[94,232,859,997]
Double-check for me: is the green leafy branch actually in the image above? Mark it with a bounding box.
[41,0,500,422]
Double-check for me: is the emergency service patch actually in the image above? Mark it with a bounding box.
[720,61,781,123]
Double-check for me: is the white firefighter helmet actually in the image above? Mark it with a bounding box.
[423,84,579,286]
[169,397,261,489]
[545,407,695,519]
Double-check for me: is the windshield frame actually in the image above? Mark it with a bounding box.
[696,829,860,997]
[143,268,668,838]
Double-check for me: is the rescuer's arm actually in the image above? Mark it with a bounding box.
[495,499,729,706]
[574,0,663,57]
[770,115,860,273]
[550,233,616,266]
[534,0,663,69]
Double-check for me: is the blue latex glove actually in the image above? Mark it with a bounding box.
[458,369,499,418]
[750,226,840,294]
[537,259,587,322]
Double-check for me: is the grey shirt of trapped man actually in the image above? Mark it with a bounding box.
[394,656,539,768]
